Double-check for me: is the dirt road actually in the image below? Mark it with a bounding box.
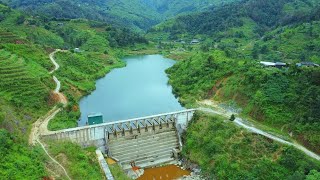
[29,49,70,179]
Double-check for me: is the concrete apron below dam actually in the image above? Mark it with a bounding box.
[107,125,190,179]
[41,109,196,179]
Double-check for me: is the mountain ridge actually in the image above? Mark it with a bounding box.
[1,0,238,30]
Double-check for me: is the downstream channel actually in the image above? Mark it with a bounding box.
[79,55,184,126]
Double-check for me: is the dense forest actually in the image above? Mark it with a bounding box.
[0,3,147,178]
[1,0,320,179]
[0,0,237,30]
[150,0,320,38]
[183,112,320,179]
[161,0,320,173]
[155,0,320,157]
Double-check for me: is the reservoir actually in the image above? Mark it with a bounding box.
[78,55,184,126]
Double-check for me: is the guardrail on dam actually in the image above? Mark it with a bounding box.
[41,109,196,148]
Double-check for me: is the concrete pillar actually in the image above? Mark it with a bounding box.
[86,128,89,141]
[76,130,79,143]
[66,131,69,140]
[93,127,96,139]
[186,112,189,124]
[83,129,86,142]
[124,128,130,136]
[80,130,83,142]
[154,118,160,132]
[132,128,138,135]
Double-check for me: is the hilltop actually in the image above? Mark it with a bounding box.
[1,0,238,30]
[1,0,320,179]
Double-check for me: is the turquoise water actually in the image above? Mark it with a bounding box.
[78,55,184,126]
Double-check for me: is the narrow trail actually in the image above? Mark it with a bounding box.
[49,49,61,74]
[29,49,70,179]
[197,105,320,161]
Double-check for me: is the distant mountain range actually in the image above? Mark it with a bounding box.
[0,0,237,30]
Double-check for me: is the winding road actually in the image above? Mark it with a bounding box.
[198,106,320,161]
[27,49,318,179]
[29,49,70,179]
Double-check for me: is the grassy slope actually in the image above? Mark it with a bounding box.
[109,164,132,180]
[0,6,57,177]
[48,51,125,130]
[167,47,320,152]
[0,129,47,179]
[45,140,104,180]
[46,19,127,130]
[0,4,57,140]
[0,6,103,178]
[0,4,147,178]
[150,0,320,154]
[183,112,320,179]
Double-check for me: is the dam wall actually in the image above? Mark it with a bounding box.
[41,109,195,148]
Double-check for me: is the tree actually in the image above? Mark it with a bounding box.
[0,111,4,124]
[16,15,25,25]
[230,114,236,121]
[252,43,260,59]
[306,170,320,180]
[206,55,215,68]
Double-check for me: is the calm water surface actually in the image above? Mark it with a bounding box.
[78,55,184,126]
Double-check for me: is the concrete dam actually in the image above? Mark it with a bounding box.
[42,109,195,170]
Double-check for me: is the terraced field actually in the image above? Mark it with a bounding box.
[0,30,25,44]
[0,49,49,108]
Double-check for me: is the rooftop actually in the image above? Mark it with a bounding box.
[88,113,103,118]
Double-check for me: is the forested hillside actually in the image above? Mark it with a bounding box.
[0,3,147,178]
[150,0,320,39]
[153,0,320,154]
[183,112,320,179]
[1,0,320,179]
[1,0,237,30]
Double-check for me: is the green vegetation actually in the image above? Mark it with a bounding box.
[48,51,125,130]
[46,140,103,179]
[0,49,49,108]
[150,0,320,39]
[2,0,237,30]
[183,112,320,179]
[48,109,79,131]
[109,164,132,180]
[168,48,320,153]
[1,0,320,179]
[157,0,320,154]
[307,170,320,179]
[0,129,47,179]
[0,3,147,178]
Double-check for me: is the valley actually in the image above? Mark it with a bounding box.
[0,0,320,179]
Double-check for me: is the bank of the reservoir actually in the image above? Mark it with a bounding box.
[79,55,184,125]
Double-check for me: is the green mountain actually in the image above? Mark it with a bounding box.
[1,0,238,30]
[146,1,320,177]
[150,0,320,155]
[0,3,147,178]
[149,0,320,38]
[1,0,320,179]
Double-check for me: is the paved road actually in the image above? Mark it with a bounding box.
[198,107,320,161]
